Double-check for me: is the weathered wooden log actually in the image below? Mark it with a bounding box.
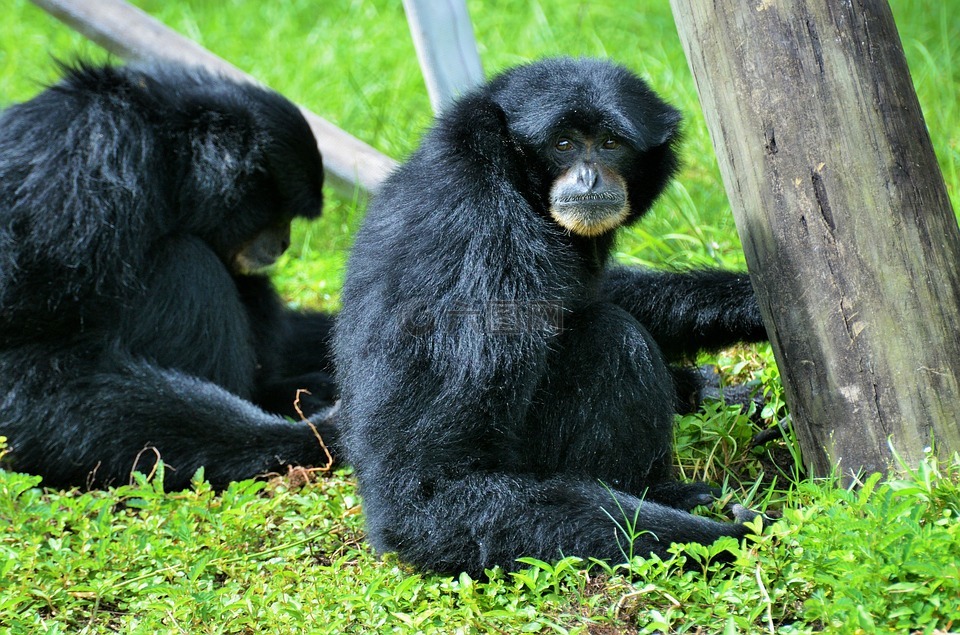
[671,1,960,479]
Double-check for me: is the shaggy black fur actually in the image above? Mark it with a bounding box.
[334,58,766,575]
[0,62,338,490]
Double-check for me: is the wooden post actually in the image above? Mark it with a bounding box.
[29,0,396,197]
[403,0,484,113]
[670,1,960,479]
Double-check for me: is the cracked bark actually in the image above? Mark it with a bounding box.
[671,0,960,480]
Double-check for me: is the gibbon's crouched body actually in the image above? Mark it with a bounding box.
[0,62,339,490]
[334,58,767,575]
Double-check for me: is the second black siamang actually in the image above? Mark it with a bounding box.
[334,57,768,575]
[0,62,339,490]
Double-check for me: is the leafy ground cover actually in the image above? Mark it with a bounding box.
[1,1,958,633]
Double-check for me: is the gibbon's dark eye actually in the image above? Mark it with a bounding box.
[601,138,620,150]
[555,138,574,152]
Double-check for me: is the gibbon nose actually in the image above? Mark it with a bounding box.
[576,163,600,189]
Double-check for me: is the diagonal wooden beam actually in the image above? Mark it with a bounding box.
[28,0,396,198]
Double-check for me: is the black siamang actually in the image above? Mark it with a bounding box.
[334,58,767,575]
[0,62,339,490]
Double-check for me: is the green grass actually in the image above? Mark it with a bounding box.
[1,1,959,633]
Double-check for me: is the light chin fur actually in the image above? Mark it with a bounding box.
[231,251,277,274]
[549,203,630,237]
